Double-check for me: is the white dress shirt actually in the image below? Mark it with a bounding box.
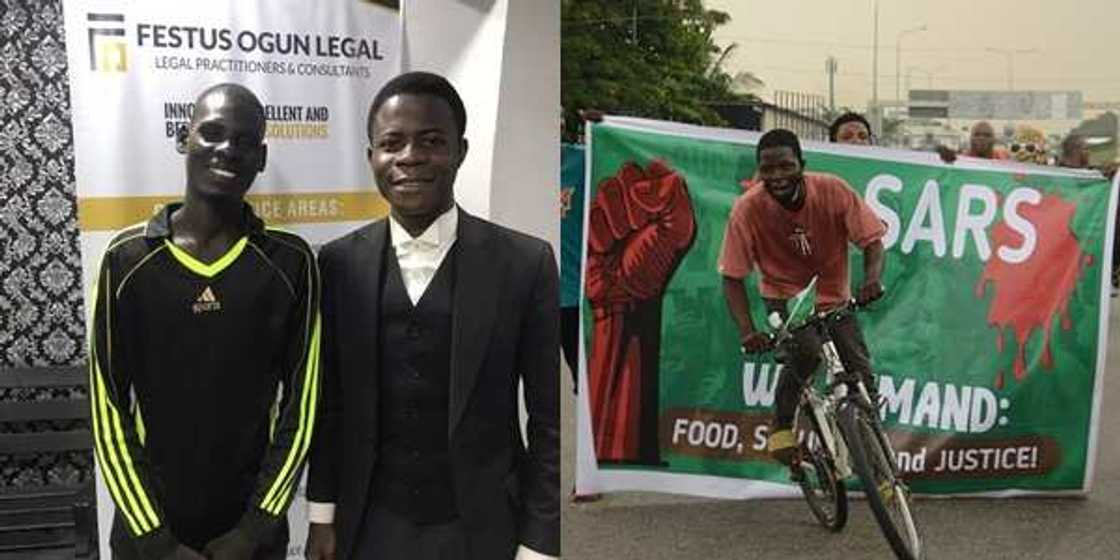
[307,206,555,559]
[389,205,459,305]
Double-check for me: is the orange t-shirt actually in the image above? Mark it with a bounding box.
[718,172,886,306]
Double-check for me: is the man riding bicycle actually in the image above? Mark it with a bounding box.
[718,129,886,468]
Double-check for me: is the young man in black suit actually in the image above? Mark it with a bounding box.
[304,71,560,560]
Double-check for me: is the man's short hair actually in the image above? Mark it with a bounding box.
[1061,134,1086,156]
[828,112,872,142]
[757,129,804,164]
[367,71,467,141]
[193,83,267,137]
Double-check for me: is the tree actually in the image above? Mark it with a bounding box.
[562,0,751,141]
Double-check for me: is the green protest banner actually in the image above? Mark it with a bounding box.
[575,117,1115,497]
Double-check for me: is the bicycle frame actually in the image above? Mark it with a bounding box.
[794,332,854,479]
[783,305,881,482]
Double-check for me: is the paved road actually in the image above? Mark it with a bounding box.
[561,307,1120,559]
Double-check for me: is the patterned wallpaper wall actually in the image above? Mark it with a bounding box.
[0,1,93,489]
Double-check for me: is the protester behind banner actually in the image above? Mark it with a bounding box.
[938,121,1011,163]
[829,112,874,145]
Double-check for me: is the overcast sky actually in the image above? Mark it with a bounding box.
[705,0,1120,112]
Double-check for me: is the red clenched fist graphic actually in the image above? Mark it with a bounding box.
[586,160,696,303]
[585,160,696,465]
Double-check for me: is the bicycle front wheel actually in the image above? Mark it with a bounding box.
[840,401,923,560]
[793,404,847,532]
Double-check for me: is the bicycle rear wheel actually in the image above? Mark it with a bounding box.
[840,401,923,559]
[793,405,847,531]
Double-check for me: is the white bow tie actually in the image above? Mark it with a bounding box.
[400,238,439,252]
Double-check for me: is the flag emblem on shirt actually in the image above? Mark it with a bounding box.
[192,286,222,314]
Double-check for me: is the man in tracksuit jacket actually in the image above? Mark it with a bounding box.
[89,83,320,560]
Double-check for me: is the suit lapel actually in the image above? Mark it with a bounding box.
[354,220,388,423]
[449,210,499,437]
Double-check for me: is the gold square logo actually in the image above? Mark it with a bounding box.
[95,40,127,73]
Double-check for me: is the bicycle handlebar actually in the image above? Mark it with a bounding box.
[741,297,873,356]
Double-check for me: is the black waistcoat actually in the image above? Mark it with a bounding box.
[372,243,458,524]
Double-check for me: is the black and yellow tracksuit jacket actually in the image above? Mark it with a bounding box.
[89,203,320,558]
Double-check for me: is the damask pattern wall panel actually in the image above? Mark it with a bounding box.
[0,0,84,368]
[0,0,93,489]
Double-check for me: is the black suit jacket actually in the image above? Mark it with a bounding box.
[308,209,560,559]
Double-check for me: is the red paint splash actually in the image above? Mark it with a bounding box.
[975,194,1092,389]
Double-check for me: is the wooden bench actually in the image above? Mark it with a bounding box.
[0,365,96,558]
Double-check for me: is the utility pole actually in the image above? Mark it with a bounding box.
[826,56,838,113]
[895,25,926,104]
[871,0,880,134]
[894,24,925,147]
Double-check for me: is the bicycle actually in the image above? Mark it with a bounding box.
[753,279,923,560]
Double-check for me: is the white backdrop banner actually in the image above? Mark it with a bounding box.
[61,1,401,557]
